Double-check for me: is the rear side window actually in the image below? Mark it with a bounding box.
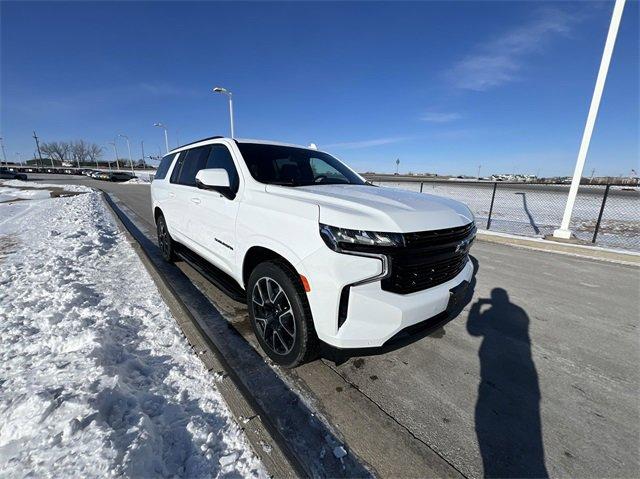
[170,147,209,186]
[154,153,175,180]
[206,145,240,193]
[176,146,211,186]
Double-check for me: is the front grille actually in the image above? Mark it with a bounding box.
[381,223,475,294]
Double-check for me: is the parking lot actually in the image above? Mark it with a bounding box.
[21,174,640,477]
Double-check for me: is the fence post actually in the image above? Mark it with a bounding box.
[592,184,611,243]
[420,182,424,193]
[486,182,497,229]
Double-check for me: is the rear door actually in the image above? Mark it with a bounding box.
[151,152,178,225]
[167,147,209,240]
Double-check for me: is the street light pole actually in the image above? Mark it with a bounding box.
[154,123,170,153]
[119,134,135,175]
[109,141,120,170]
[553,0,626,239]
[212,86,235,138]
[141,140,145,168]
[0,137,7,166]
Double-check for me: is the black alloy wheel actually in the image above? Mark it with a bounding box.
[156,214,175,262]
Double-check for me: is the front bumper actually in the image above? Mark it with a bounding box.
[298,246,474,349]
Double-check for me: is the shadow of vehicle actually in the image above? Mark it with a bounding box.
[322,256,479,365]
[515,192,540,234]
[467,288,548,478]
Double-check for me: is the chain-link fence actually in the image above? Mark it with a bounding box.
[372,180,640,252]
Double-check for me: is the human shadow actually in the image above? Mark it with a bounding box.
[467,288,548,478]
[515,192,540,234]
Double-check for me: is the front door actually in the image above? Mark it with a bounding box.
[187,143,242,275]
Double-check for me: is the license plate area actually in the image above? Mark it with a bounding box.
[447,280,470,312]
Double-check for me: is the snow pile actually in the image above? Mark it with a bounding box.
[123,178,151,185]
[0,186,51,202]
[2,179,91,193]
[0,190,264,477]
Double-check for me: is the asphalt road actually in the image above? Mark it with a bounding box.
[25,174,640,478]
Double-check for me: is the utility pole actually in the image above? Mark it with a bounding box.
[554,0,626,239]
[0,137,7,166]
[477,164,482,180]
[141,140,145,168]
[33,131,45,168]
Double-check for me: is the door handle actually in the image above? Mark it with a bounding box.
[169,192,175,198]
[191,197,201,205]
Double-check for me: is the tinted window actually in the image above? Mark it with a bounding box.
[237,143,365,187]
[206,145,240,193]
[175,146,211,186]
[154,153,175,180]
[170,153,185,183]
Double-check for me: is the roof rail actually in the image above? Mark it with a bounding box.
[171,136,225,151]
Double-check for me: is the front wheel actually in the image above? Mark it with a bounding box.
[247,261,319,368]
[156,214,176,262]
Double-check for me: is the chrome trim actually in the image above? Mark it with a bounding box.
[341,250,390,287]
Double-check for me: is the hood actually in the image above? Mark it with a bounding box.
[264,184,474,232]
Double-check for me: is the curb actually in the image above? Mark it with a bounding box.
[476,230,640,266]
[101,192,302,478]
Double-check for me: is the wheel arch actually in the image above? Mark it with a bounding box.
[153,206,164,224]
[242,246,300,288]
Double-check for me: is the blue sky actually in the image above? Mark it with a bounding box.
[1,1,638,176]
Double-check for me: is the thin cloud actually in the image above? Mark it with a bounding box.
[420,111,462,123]
[324,137,410,149]
[446,8,580,91]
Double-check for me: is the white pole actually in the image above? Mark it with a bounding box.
[0,137,7,165]
[228,94,235,138]
[111,142,120,170]
[122,136,134,175]
[553,0,626,239]
[163,129,169,153]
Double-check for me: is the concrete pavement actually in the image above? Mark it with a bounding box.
[22,174,640,478]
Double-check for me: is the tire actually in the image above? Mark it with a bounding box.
[247,260,319,368]
[156,214,176,262]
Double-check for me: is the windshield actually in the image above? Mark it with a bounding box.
[237,143,366,187]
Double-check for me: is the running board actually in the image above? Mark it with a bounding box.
[174,245,246,303]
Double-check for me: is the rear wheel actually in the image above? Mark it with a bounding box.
[247,261,319,368]
[156,214,175,262]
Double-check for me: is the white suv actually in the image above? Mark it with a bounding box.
[151,137,475,367]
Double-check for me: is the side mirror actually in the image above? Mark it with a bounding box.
[195,168,235,199]
[196,168,230,188]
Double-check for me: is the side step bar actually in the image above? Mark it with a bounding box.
[174,244,246,303]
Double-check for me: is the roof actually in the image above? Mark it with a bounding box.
[169,136,314,154]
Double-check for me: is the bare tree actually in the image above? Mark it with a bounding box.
[70,140,88,168]
[40,141,70,165]
[86,144,103,167]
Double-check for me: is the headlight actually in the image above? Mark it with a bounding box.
[319,224,404,252]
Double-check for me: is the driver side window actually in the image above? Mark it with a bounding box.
[310,157,344,182]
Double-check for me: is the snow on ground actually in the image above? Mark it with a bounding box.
[0,185,265,478]
[0,186,51,203]
[123,178,151,185]
[375,181,640,251]
[2,179,92,193]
